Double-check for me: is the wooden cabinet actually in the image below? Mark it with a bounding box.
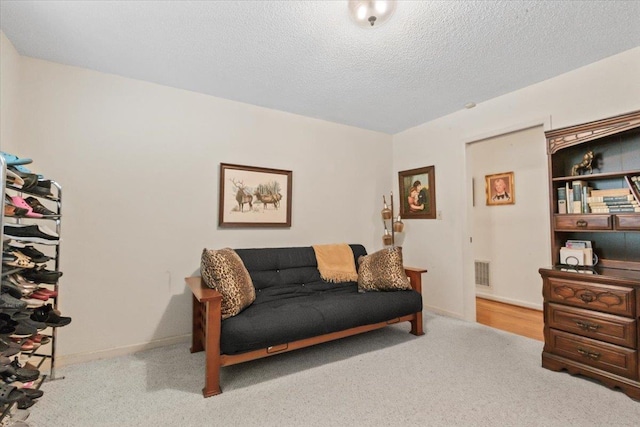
[540,110,640,400]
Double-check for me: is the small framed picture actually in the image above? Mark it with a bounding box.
[219,163,292,227]
[398,166,436,219]
[485,172,515,206]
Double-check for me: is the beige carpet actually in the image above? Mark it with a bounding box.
[24,312,640,426]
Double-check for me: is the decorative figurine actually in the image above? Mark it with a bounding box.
[571,150,595,176]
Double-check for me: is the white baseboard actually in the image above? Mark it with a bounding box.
[476,292,543,311]
[424,304,465,320]
[57,334,191,367]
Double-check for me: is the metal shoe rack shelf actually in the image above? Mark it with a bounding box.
[0,157,63,420]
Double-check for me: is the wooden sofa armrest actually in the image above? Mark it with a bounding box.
[404,267,427,337]
[405,267,427,293]
[185,276,223,397]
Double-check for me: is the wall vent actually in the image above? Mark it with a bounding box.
[475,261,490,287]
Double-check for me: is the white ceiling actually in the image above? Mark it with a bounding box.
[1,1,639,134]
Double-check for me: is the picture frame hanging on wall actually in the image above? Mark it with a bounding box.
[219,163,292,227]
[398,165,436,219]
[485,171,515,206]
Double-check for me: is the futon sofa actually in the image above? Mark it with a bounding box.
[186,244,426,397]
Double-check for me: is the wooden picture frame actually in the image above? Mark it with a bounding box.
[219,163,292,227]
[485,171,515,206]
[398,166,436,219]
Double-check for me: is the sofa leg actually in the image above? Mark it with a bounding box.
[203,300,222,397]
[410,312,425,336]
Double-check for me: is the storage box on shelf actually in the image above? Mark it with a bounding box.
[539,110,640,400]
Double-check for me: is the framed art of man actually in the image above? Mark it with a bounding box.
[485,171,515,206]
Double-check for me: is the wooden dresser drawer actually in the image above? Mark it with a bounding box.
[615,214,640,231]
[548,329,638,379]
[545,278,636,317]
[554,214,611,231]
[546,303,636,348]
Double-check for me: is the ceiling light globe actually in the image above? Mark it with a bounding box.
[349,0,397,28]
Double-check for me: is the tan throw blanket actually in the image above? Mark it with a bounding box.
[312,244,358,283]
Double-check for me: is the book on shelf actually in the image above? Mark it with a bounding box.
[566,182,572,214]
[571,180,588,214]
[590,206,640,213]
[632,176,640,193]
[557,187,567,214]
[590,188,631,197]
[588,201,639,208]
[587,194,635,203]
[582,186,590,213]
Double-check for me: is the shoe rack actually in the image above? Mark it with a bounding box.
[1,156,64,420]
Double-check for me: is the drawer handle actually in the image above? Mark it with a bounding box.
[579,292,596,303]
[575,320,601,332]
[576,220,588,228]
[577,347,601,360]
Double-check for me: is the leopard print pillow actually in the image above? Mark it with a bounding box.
[357,246,410,292]
[201,248,256,319]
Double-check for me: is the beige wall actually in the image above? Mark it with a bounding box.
[0,32,22,151]
[1,33,393,363]
[468,125,550,310]
[3,29,640,362]
[393,47,640,321]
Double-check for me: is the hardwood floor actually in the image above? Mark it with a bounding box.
[476,297,544,341]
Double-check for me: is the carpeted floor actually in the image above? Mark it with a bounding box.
[25,312,640,426]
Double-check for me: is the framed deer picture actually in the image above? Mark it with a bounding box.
[219,163,293,227]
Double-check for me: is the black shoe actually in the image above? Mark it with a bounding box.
[24,197,56,216]
[3,224,59,245]
[7,244,52,264]
[30,304,71,327]
[21,267,63,284]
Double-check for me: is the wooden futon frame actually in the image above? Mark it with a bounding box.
[187,267,426,397]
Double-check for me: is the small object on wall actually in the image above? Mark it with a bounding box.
[219,163,292,228]
[398,166,436,219]
[571,150,595,176]
[485,171,515,206]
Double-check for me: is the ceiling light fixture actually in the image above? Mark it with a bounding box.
[348,0,397,28]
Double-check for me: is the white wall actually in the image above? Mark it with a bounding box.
[393,47,640,321]
[0,32,21,150]
[1,34,393,363]
[469,126,550,310]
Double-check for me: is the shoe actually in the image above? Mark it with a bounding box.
[0,318,16,335]
[31,304,71,327]
[0,152,32,167]
[30,180,53,197]
[5,169,25,188]
[24,197,56,217]
[10,196,43,219]
[4,195,29,218]
[31,334,50,345]
[1,281,23,299]
[7,244,52,264]
[3,204,29,218]
[3,224,59,245]
[20,267,63,284]
[0,383,26,404]
[0,292,27,310]
[2,251,36,269]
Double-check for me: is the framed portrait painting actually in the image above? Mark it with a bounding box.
[485,171,515,206]
[398,166,436,219]
[219,163,292,227]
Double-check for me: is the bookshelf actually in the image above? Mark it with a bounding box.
[539,110,640,400]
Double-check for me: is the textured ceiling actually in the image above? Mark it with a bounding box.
[1,1,639,134]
